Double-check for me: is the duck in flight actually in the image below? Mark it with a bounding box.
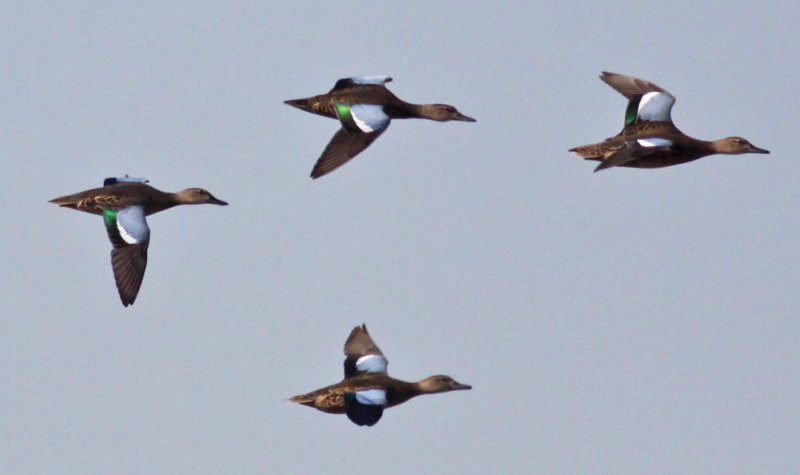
[50,176,227,307]
[570,72,769,172]
[285,76,476,178]
[290,324,471,426]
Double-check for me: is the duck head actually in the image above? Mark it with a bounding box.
[419,104,476,122]
[713,137,769,155]
[176,188,228,206]
[418,375,472,393]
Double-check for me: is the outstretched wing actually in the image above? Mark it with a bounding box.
[595,138,674,172]
[600,72,676,126]
[343,324,388,378]
[103,206,150,306]
[344,390,386,426]
[103,175,149,186]
[310,104,391,179]
[330,76,392,92]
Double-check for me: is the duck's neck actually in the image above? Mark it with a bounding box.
[386,380,423,407]
[385,102,431,120]
[682,136,717,158]
[707,139,733,154]
[146,190,181,215]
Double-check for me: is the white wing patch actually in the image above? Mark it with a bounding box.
[353,115,375,132]
[349,105,390,133]
[116,206,150,245]
[637,138,673,148]
[350,75,392,86]
[117,222,141,244]
[356,354,388,373]
[116,175,149,184]
[354,389,387,406]
[637,91,675,122]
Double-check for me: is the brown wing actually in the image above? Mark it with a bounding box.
[310,126,388,179]
[110,244,149,306]
[343,324,388,378]
[600,71,669,99]
[594,138,675,172]
[619,121,680,139]
[104,206,150,307]
[344,324,384,358]
[592,141,644,171]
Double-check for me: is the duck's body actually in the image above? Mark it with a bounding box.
[285,76,475,178]
[50,178,228,307]
[286,83,397,120]
[51,182,204,216]
[290,324,471,426]
[290,374,431,413]
[570,72,769,172]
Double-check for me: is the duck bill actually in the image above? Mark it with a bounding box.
[208,195,229,206]
[453,382,472,390]
[455,113,476,122]
[749,145,770,154]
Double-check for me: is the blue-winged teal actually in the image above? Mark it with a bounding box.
[570,72,769,171]
[50,177,228,307]
[290,324,471,426]
[285,76,476,178]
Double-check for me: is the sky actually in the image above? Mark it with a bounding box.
[2,2,799,474]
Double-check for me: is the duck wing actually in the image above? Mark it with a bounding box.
[104,206,150,306]
[344,389,386,426]
[329,76,392,92]
[594,138,675,172]
[103,175,149,186]
[600,72,676,127]
[311,104,390,178]
[343,324,387,378]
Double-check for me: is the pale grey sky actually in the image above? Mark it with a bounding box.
[2,2,799,474]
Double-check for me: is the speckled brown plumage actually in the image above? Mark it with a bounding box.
[290,324,471,426]
[570,71,769,171]
[50,180,227,307]
[285,77,476,178]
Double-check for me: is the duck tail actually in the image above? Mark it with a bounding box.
[284,98,311,111]
[288,394,314,406]
[568,144,602,160]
